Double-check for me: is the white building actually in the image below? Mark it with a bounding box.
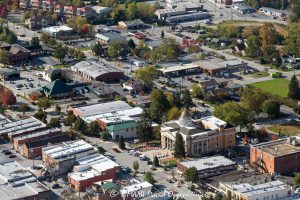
[220,180,293,200]
[41,25,73,38]
[120,181,153,199]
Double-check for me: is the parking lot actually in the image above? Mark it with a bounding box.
[4,71,49,97]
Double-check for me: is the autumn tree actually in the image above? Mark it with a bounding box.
[284,23,300,57]
[132,161,139,174]
[167,107,181,121]
[259,23,279,63]
[88,121,100,135]
[1,90,16,106]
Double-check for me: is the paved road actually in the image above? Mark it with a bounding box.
[84,137,201,200]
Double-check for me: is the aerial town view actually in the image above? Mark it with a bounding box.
[0,0,299,199]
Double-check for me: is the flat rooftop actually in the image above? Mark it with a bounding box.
[159,63,199,74]
[70,101,132,117]
[69,154,120,181]
[42,25,73,33]
[13,128,60,142]
[201,116,227,130]
[0,117,46,136]
[84,107,143,123]
[179,156,236,171]
[120,181,152,195]
[194,61,228,71]
[43,140,96,160]
[232,180,290,197]
[252,139,300,157]
[71,60,122,79]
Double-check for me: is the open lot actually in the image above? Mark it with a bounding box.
[250,78,290,97]
[268,123,300,136]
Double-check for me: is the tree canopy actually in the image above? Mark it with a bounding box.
[134,66,159,89]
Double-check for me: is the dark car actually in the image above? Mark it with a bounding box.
[5,151,12,155]
[9,154,16,158]
[52,183,60,189]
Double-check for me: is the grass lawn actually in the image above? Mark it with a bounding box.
[268,124,300,136]
[54,64,70,69]
[250,78,290,97]
[251,71,269,78]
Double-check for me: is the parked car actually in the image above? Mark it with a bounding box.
[9,154,16,158]
[52,183,60,189]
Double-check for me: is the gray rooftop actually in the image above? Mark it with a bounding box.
[71,101,132,117]
[0,117,46,137]
[71,60,122,79]
[179,156,236,171]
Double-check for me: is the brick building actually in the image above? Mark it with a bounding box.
[161,109,236,157]
[250,138,300,174]
[0,117,47,140]
[42,140,98,175]
[13,128,61,151]
[22,134,69,159]
[68,154,121,192]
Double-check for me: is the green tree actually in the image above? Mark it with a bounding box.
[284,23,300,57]
[88,121,100,135]
[92,43,103,56]
[191,84,203,99]
[132,161,139,173]
[137,109,154,143]
[245,35,262,58]
[55,105,61,115]
[18,103,30,115]
[64,111,77,126]
[119,136,126,149]
[0,49,8,64]
[144,172,156,185]
[167,107,181,121]
[134,66,159,89]
[47,117,61,128]
[54,43,68,61]
[33,109,47,123]
[150,89,170,120]
[128,39,136,50]
[218,24,241,38]
[108,41,123,59]
[181,89,194,109]
[101,131,109,141]
[288,75,300,100]
[183,166,198,183]
[74,118,88,134]
[241,87,265,114]
[153,155,159,167]
[31,37,40,47]
[126,2,138,20]
[213,101,250,130]
[174,132,185,160]
[161,30,165,39]
[289,0,300,23]
[98,146,106,154]
[262,100,280,118]
[37,98,52,110]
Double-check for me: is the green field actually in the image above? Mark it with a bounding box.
[251,72,269,78]
[268,124,300,136]
[250,78,290,97]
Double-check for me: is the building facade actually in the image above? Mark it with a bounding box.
[161,110,236,157]
[250,138,300,174]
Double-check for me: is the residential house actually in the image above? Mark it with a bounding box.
[77,6,94,19]
[64,5,77,17]
[41,68,63,82]
[91,6,113,22]
[19,0,30,9]
[199,79,219,92]
[25,16,54,30]
[118,19,145,30]
[0,42,31,65]
[42,0,57,11]
[54,4,64,16]
[31,0,43,9]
